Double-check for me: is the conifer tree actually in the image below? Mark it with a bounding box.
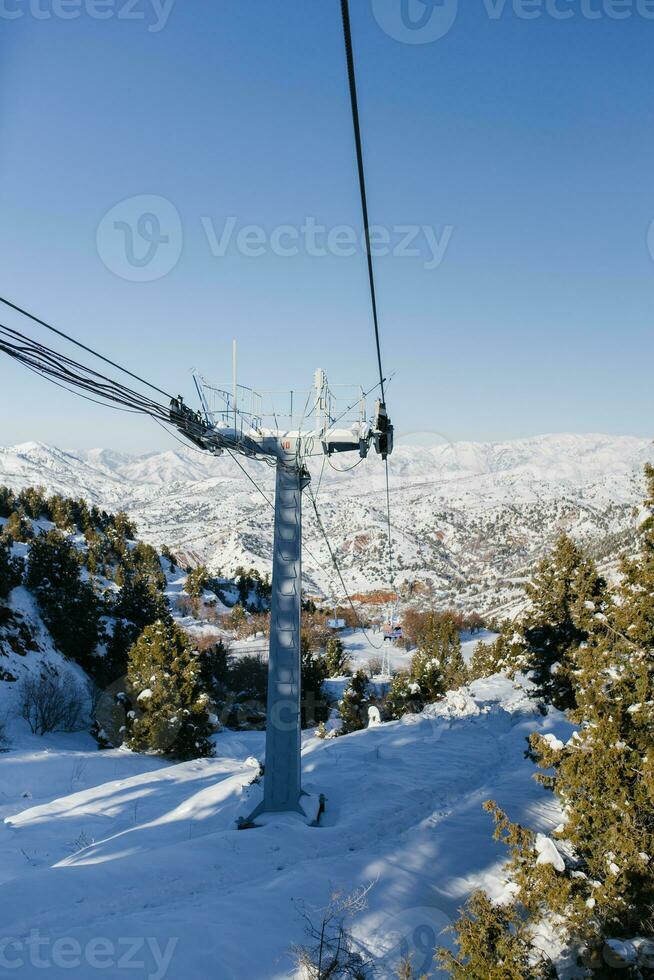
[17,486,47,520]
[114,569,170,630]
[384,670,424,720]
[186,565,210,599]
[440,467,654,976]
[468,624,525,681]
[300,633,329,727]
[384,647,445,720]
[522,534,605,711]
[196,640,231,700]
[48,494,76,531]
[338,670,369,734]
[160,545,178,571]
[3,509,34,543]
[26,530,100,670]
[325,637,351,677]
[0,486,16,519]
[438,805,557,979]
[0,537,22,599]
[104,569,171,683]
[413,611,467,690]
[126,620,214,760]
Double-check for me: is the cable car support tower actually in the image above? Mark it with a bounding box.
[172,370,393,821]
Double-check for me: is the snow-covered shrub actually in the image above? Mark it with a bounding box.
[19,669,87,735]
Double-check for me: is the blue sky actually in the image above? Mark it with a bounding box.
[1,0,653,451]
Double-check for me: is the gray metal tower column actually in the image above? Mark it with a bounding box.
[250,460,309,818]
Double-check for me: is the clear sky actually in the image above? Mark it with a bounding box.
[1,0,653,452]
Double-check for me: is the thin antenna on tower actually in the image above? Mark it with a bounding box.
[232,339,237,431]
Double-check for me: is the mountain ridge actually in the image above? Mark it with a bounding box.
[1,434,652,614]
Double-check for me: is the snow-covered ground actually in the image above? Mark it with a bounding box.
[0,674,571,979]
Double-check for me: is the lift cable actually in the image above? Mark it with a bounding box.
[339,0,386,405]
[340,0,396,597]
[0,295,175,401]
[0,323,172,420]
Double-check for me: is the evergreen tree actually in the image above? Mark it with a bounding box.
[441,468,654,976]
[414,611,467,690]
[438,806,556,979]
[384,621,456,719]
[338,670,369,734]
[196,640,231,700]
[160,545,178,571]
[85,532,106,578]
[468,624,525,682]
[384,670,424,720]
[186,565,210,599]
[325,637,351,677]
[3,510,33,543]
[0,486,16,519]
[114,569,170,630]
[300,633,329,727]
[521,534,605,711]
[104,569,171,683]
[0,537,22,599]
[48,494,76,531]
[17,486,47,520]
[126,620,214,760]
[113,510,137,540]
[26,531,100,671]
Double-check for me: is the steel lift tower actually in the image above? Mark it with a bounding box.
[170,367,392,821]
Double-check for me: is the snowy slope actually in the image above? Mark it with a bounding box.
[0,674,572,979]
[1,434,651,613]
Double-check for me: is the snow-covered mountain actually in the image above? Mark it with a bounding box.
[1,434,652,614]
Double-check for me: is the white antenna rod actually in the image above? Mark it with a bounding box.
[232,339,237,431]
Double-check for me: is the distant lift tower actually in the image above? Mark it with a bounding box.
[171,359,393,822]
